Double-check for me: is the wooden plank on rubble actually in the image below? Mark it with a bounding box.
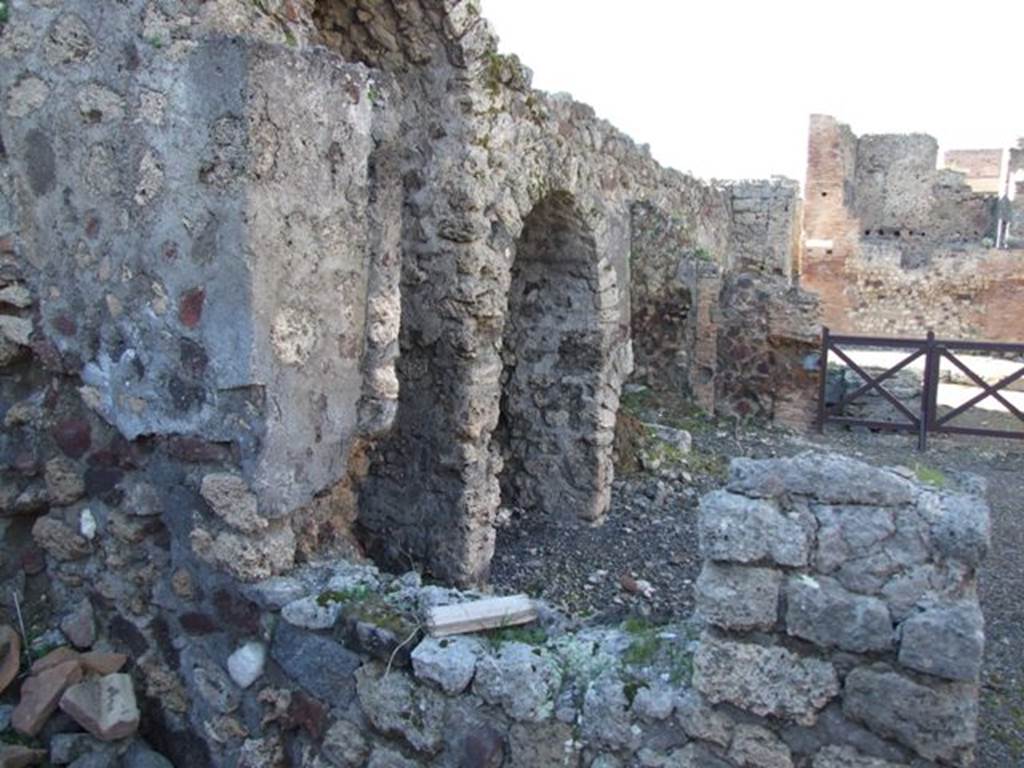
[426,594,538,638]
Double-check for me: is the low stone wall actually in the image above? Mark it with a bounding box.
[695,453,989,767]
[44,451,976,767]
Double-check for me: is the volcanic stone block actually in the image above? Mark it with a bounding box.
[785,576,893,653]
[696,562,781,630]
[843,666,977,765]
[698,490,812,567]
[898,603,984,682]
[693,633,839,725]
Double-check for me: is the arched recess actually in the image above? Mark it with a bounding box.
[494,191,617,522]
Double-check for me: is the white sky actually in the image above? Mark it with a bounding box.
[482,0,1024,187]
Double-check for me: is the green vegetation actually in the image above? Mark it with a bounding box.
[145,35,165,49]
[317,584,373,606]
[620,618,694,684]
[0,2,9,26]
[482,624,547,650]
[914,462,947,488]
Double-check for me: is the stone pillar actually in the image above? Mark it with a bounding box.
[682,261,722,414]
[693,453,989,767]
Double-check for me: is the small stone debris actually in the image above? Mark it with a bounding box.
[59,673,140,741]
[0,625,21,696]
[60,598,96,650]
[227,642,267,689]
[13,660,84,737]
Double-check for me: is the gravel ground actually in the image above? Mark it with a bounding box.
[489,393,1024,767]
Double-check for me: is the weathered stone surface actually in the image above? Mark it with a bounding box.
[123,482,163,517]
[632,683,675,721]
[190,522,295,582]
[699,490,812,567]
[31,647,79,675]
[13,661,84,737]
[281,596,341,630]
[473,642,562,722]
[227,642,266,689]
[365,748,419,768]
[728,724,793,768]
[200,473,266,532]
[675,689,734,747]
[122,743,174,768]
[696,562,781,630]
[32,515,91,561]
[49,733,115,766]
[60,598,96,649]
[356,663,446,754]
[694,633,839,725]
[785,576,893,653]
[44,458,85,506]
[581,676,639,750]
[728,454,915,507]
[271,622,360,707]
[320,719,369,768]
[917,491,990,568]
[898,603,984,682]
[410,636,482,694]
[189,656,241,715]
[0,625,21,696]
[59,673,140,741]
[843,666,976,765]
[79,652,127,676]
[0,745,46,768]
[810,746,905,768]
[507,720,578,768]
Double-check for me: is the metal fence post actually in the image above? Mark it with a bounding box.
[919,330,936,451]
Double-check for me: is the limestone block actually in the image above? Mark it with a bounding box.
[696,562,781,631]
[281,596,341,630]
[898,603,984,682]
[785,576,893,653]
[189,522,294,582]
[698,490,812,567]
[410,636,482,695]
[693,633,838,725]
[199,473,265,533]
[843,666,976,765]
[473,642,562,722]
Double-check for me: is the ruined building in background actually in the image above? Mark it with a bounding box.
[801,115,1024,340]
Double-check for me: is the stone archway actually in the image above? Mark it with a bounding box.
[494,192,615,522]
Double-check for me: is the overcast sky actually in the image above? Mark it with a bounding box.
[482,0,1024,187]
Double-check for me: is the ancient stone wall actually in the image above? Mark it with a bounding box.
[802,115,1024,341]
[2,0,827,726]
[724,178,801,281]
[13,451,979,767]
